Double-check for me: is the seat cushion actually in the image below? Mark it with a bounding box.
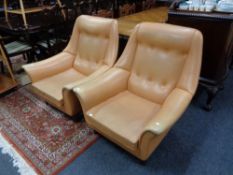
[32,68,85,107]
[86,90,161,150]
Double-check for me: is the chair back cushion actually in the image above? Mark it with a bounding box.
[64,15,118,75]
[116,23,203,104]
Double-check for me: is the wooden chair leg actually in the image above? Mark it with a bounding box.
[0,61,4,73]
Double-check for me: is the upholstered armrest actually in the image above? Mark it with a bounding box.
[144,88,193,135]
[22,51,74,83]
[73,68,130,111]
[63,65,110,91]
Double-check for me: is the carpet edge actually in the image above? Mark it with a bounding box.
[0,132,38,175]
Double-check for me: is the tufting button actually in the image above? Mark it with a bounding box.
[161,80,167,86]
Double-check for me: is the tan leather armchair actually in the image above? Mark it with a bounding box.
[74,23,203,160]
[23,15,119,116]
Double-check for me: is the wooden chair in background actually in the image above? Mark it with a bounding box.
[93,0,114,18]
[118,0,136,17]
[0,36,32,73]
[142,0,156,10]
[0,37,17,94]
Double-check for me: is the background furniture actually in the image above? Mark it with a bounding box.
[23,15,119,116]
[74,23,203,160]
[118,0,136,16]
[35,6,68,58]
[92,0,114,17]
[3,0,64,28]
[1,37,32,72]
[0,36,17,94]
[168,0,233,110]
[142,0,156,10]
[0,3,68,61]
[116,0,157,17]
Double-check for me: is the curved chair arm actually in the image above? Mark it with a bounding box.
[63,65,110,91]
[138,88,193,160]
[144,88,192,135]
[62,65,111,116]
[22,51,74,83]
[73,68,130,112]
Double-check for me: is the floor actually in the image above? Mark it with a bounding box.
[0,68,233,175]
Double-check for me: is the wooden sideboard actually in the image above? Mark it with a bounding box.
[168,0,233,110]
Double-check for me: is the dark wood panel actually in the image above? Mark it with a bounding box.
[168,0,233,110]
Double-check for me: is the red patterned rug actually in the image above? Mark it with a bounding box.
[0,88,98,175]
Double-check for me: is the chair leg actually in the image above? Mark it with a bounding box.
[7,57,14,72]
[28,50,37,63]
[0,61,4,73]
[23,53,27,62]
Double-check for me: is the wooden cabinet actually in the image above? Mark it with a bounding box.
[168,0,233,110]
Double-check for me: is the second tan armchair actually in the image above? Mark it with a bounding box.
[74,23,203,160]
[23,15,119,116]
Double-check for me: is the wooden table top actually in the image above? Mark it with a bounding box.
[117,6,168,36]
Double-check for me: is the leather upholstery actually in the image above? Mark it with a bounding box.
[74,23,203,160]
[23,15,119,116]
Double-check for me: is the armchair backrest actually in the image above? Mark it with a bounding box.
[64,15,118,75]
[115,23,203,104]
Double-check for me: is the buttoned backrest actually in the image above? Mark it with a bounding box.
[115,23,203,104]
[64,15,118,75]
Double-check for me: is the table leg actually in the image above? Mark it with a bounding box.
[200,83,224,111]
[0,45,17,84]
[4,0,9,22]
[19,0,28,28]
[56,0,66,19]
